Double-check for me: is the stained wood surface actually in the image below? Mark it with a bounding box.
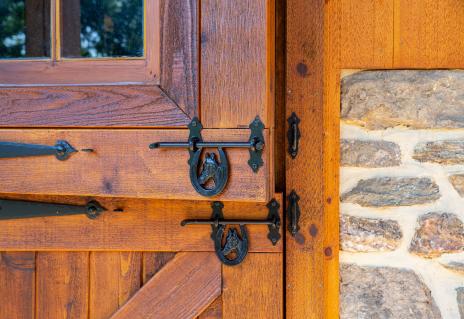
[197,296,223,319]
[142,252,176,284]
[111,252,221,319]
[89,252,142,319]
[160,0,198,118]
[222,253,283,319]
[0,252,35,319]
[0,195,283,252]
[394,0,464,68]
[0,129,271,201]
[201,0,275,129]
[0,85,190,127]
[36,252,89,319]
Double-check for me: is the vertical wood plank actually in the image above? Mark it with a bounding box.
[160,0,198,117]
[60,0,81,57]
[394,0,464,68]
[36,252,89,319]
[201,0,275,128]
[222,253,282,319]
[89,252,142,319]
[197,296,223,319]
[286,0,341,318]
[25,0,51,57]
[340,0,394,68]
[0,252,35,319]
[142,252,176,284]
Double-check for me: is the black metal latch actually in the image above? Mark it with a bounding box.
[181,200,280,266]
[149,117,265,197]
[0,140,77,161]
[0,199,106,220]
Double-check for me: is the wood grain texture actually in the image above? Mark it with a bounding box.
[0,129,271,201]
[0,85,190,127]
[111,252,221,319]
[142,252,176,284]
[286,0,339,318]
[394,0,464,68]
[201,0,275,128]
[197,296,223,319]
[160,0,198,118]
[340,0,394,68]
[0,195,283,252]
[223,253,283,319]
[0,252,35,319]
[36,252,89,319]
[89,252,142,319]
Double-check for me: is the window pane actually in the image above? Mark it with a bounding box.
[62,0,144,58]
[0,0,51,59]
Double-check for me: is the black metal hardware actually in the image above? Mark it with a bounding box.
[0,199,106,220]
[181,200,281,266]
[0,140,77,161]
[287,190,301,236]
[287,112,301,159]
[149,116,265,197]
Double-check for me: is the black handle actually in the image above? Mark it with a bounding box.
[0,140,77,161]
[287,190,301,236]
[287,112,301,159]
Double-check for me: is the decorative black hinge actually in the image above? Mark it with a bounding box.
[0,140,77,161]
[0,199,106,220]
[181,199,281,266]
[149,116,265,197]
[287,190,301,236]
[287,112,301,159]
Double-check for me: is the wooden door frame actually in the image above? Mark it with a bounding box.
[285,0,340,318]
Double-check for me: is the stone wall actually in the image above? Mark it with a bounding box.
[340,70,464,319]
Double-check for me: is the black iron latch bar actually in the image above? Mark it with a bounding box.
[0,140,77,161]
[0,199,106,220]
[149,116,265,197]
[181,200,280,266]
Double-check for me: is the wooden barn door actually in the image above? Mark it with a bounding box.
[0,0,281,318]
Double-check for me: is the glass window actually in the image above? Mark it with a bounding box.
[61,0,144,58]
[0,0,51,59]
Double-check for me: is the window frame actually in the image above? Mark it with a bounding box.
[0,0,160,85]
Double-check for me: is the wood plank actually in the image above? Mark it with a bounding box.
[201,0,275,128]
[36,252,89,319]
[25,0,51,57]
[0,252,35,319]
[286,0,340,318]
[222,253,282,319]
[89,252,142,319]
[160,0,198,118]
[394,0,464,68]
[340,0,394,68]
[0,85,190,127]
[197,296,222,319]
[0,129,271,202]
[142,252,176,284]
[111,252,221,319]
[0,195,283,252]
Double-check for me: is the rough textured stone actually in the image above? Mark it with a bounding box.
[341,177,440,207]
[450,175,464,197]
[410,212,464,258]
[414,141,464,164]
[340,264,442,319]
[340,215,402,252]
[341,70,464,130]
[458,288,464,319]
[441,261,464,275]
[341,139,401,167]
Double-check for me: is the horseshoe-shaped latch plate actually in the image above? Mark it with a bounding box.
[181,200,281,266]
[149,116,265,197]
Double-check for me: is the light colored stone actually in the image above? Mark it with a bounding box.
[341,70,464,130]
[450,175,464,197]
[414,141,464,165]
[341,139,401,167]
[458,288,464,319]
[439,254,464,275]
[340,264,442,318]
[410,212,464,258]
[340,215,402,252]
[341,177,440,207]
